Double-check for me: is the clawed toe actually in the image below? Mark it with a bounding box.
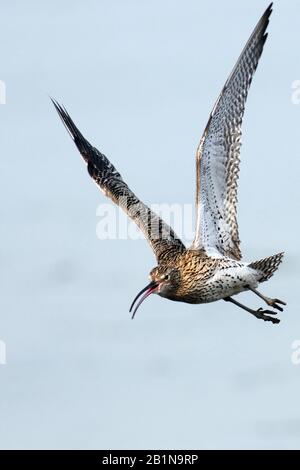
[274,298,286,305]
[263,316,280,324]
[266,298,286,312]
[256,308,280,324]
[257,307,277,315]
[269,302,283,312]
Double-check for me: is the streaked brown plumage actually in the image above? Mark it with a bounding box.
[52,3,286,324]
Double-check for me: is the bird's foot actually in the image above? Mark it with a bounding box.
[265,297,286,312]
[255,307,280,324]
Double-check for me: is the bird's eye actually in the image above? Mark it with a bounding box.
[164,274,170,280]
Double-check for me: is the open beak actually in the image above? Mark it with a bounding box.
[129,281,159,319]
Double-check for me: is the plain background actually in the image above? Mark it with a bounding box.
[0,0,299,449]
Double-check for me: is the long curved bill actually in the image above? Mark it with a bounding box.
[129,281,159,319]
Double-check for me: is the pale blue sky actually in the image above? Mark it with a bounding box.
[0,0,299,449]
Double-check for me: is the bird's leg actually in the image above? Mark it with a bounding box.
[247,286,286,312]
[224,297,280,324]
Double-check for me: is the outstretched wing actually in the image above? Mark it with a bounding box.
[192,3,273,260]
[52,100,185,263]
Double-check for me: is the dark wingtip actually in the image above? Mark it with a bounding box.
[262,2,273,28]
[264,3,273,18]
[51,97,85,143]
[263,2,273,26]
[51,97,94,165]
[255,3,273,55]
[51,96,70,133]
[50,96,62,115]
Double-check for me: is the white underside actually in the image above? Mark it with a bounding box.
[203,261,260,302]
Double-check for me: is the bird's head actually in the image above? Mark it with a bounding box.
[130,265,180,318]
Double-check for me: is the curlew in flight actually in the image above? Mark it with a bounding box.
[52,3,286,324]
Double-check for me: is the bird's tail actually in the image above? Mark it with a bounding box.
[249,252,284,282]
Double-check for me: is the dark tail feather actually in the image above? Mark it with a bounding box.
[249,252,284,282]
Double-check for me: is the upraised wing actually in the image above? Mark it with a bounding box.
[192,3,273,260]
[52,100,185,263]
